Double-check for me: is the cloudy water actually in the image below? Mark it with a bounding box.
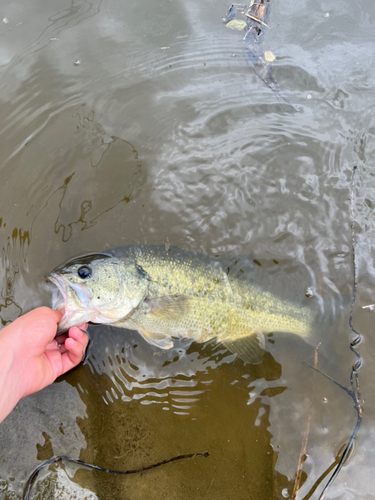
[0,0,375,498]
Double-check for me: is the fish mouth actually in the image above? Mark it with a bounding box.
[47,273,67,313]
[47,272,95,334]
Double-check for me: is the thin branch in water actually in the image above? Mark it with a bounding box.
[245,12,270,28]
[243,26,253,40]
[291,343,320,500]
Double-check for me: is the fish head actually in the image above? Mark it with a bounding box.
[48,252,149,333]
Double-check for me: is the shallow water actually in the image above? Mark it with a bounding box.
[1,0,375,498]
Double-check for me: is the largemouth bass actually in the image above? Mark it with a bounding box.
[48,245,315,364]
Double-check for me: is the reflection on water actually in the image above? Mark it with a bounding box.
[0,0,375,498]
[1,0,103,75]
[84,326,283,414]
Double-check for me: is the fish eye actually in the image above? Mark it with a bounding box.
[78,266,92,279]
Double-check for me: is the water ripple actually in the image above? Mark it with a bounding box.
[84,325,281,416]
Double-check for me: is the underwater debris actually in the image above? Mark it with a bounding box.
[222,1,296,109]
[225,19,247,30]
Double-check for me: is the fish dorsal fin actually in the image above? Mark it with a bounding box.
[224,332,265,365]
[138,329,174,349]
[145,295,190,321]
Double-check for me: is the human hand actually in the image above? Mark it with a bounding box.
[0,307,88,423]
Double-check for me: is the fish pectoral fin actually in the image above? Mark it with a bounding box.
[145,295,190,321]
[224,332,265,365]
[138,329,174,350]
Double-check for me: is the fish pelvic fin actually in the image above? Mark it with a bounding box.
[224,332,265,365]
[138,329,174,349]
[145,295,190,321]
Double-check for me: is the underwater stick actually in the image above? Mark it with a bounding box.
[291,343,320,499]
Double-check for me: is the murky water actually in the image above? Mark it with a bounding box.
[1,0,375,498]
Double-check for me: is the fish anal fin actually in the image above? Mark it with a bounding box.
[139,329,174,350]
[145,295,190,321]
[224,332,265,365]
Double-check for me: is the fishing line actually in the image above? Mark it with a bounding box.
[316,166,363,499]
[301,443,346,500]
[303,166,363,499]
[23,451,209,500]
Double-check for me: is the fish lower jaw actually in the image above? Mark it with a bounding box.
[56,309,98,333]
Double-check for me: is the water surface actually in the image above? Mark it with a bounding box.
[1,0,375,498]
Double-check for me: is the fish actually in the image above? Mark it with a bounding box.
[48,245,316,364]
